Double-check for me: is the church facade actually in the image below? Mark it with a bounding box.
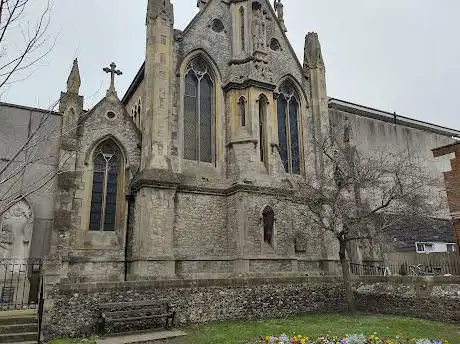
[1,0,458,283]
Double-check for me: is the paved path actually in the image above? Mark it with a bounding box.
[96,330,187,344]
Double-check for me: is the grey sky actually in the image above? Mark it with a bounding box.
[6,0,460,129]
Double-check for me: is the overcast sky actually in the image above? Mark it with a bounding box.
[5,0,460,129]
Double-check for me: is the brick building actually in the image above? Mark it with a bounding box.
[433,143,460,257]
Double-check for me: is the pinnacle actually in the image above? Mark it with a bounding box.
[67,58,81,94]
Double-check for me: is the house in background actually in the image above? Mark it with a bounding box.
[383,218,456,254]
[381,217,458,275]
[415,242,456,253]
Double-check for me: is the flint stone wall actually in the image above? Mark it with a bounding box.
[355,277,460,322]
[43,276,460,340]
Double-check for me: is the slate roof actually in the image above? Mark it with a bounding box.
[383,217,454,252]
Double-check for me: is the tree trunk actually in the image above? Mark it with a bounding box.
[339,239,355,313]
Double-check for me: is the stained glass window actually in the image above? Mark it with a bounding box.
[183,57,214,163]
[262,206,275,245]
[239,96,246,127]
[89,140,122,232]
[277,82,301,174]
[277,95,288,173]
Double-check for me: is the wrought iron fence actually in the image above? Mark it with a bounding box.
[0,258,42,310]
[350,263,386,276]
[350,260,460,277]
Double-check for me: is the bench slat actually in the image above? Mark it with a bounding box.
[105,314,173,323]
[99,300,171,310]
[103,308,167,318]
[98,299,176,335]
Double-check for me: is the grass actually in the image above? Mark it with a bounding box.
[48,314,460,344]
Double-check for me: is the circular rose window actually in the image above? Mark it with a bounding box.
[106,111,116,119]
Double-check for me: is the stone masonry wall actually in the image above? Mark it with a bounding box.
[43,276,460,340]
[355,277,460,322]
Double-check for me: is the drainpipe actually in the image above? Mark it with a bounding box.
[124,194,135,282]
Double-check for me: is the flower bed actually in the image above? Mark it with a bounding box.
[259,334,450,344]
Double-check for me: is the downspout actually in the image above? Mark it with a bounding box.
[124,194,134,282]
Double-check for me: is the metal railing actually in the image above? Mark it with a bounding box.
[0,258,42,310]
[350,263,386,276]
[350,260,460,276]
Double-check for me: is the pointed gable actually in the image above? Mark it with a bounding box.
[180,0,232,78]
[123,0,309,102]
[178,0,305,88]
[77,93,141,171]
[258,0,305,85]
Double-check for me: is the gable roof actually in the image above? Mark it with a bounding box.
[383,217,454,252]
[78,93,141,138]
[122,61,145,105]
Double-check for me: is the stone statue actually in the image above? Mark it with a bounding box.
[252,5,265,51]
[0,200,33,263]
[274,0,284,20]
[197,0,208,9]
[274,0,287,32]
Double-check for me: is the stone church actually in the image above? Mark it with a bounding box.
[0,0,458,283]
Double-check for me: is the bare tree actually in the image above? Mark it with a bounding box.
[0,0,58,239]
[0,0,54,94]
[299,125,443,312]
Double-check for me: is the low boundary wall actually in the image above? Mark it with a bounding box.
[43,276,460,340]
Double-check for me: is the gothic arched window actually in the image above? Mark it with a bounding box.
[240,7,245,52]
[89,140,123,232]
[262,205,275,245]
[183,57,214,163]
[277,82,301,174]
[239,96,246,127]
[259,95,268,163]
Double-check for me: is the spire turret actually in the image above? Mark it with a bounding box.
[147,0,173,21]
[303,32,329,181]
[304,32,325,71]
[143,0,174,170]
[66,59,81,94]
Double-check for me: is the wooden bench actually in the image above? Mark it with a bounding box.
[98,300,176,335]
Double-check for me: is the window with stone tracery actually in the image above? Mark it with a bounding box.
[89,140,123,232]
[277,82,301,174]
[183,57,214,163]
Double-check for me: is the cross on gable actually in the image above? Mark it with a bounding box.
[103,62,122,95]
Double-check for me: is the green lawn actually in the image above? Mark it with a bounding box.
[49,314,460,344]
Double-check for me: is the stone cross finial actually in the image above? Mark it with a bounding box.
[103,62,122,96]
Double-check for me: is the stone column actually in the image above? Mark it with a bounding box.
[129,172,179,280]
